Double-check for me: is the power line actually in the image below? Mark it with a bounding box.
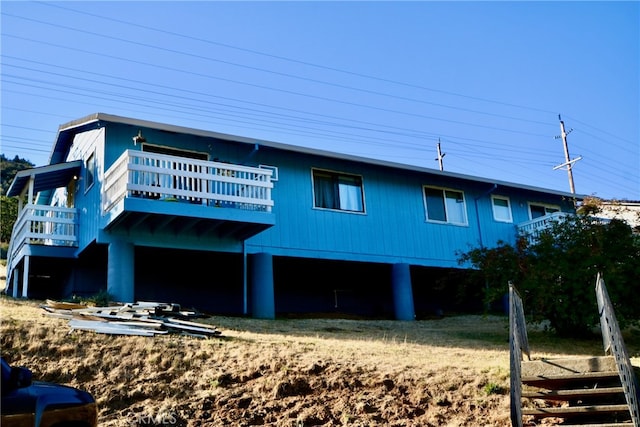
[0,35,553,138]
[3,78,635,192]
[2,6,637,199]
[2,76,562,167]
[3,65,636,191]
[34,1,561,116]
[562,114,634,146]
[1,61,562,155]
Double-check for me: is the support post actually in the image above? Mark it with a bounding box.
[243,241,248,315]
[391,263,415,321]
[21,256,30,298]
[250,252,275,319]
[107,240,135,303]
[12,266,20,298]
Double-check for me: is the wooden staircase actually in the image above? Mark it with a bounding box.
[520,356,635,426]
[509,275,639,427]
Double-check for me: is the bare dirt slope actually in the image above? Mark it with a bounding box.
[0,297,567,426]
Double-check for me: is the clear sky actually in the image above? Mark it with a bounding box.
[1,1,638,200]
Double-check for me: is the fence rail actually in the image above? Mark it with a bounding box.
[509,282,530,427]
[595,273,640,427]
[103,150,274,214]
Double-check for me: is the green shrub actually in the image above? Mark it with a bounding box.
[458,214,640,337]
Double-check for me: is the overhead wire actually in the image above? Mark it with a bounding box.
[1,5,637,197]
[1,57,562,157]
[2,58,451,143]
[0,30,553,139]
[34,1,562,116]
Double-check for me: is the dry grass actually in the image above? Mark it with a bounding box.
[1,296,638,426]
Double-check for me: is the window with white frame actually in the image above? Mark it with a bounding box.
[312,169,365,213]
[529,203,560,219]
[491,195,513,223]
[423,186,467,225]
[259,164,279,181]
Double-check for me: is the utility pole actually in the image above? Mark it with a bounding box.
[554,115,582,194]
[435,139,445,171]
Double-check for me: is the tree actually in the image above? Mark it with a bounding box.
[0,196,19,243]
[458,213,640,337]
[0,154,35,246]
[1,154,34,196]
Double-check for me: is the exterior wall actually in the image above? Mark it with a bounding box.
[78,121,576,269]
[63,128,105,252]
[4,114,581,317]
[244,146,575,267]
[598,202,640,229]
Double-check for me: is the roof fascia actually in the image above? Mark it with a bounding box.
[7,160,83,197]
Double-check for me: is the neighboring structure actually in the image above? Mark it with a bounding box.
[5,113,583,319]
[595,200,640,231]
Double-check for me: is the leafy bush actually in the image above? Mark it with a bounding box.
[458,214,640,337]
[483,382,506,395]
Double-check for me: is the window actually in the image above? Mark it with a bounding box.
[84,153,95,191]
[312,169,364,213]
[424,186,467,225]
[142,143,208,160]
[529,203,560,219]
[259,165,279,182]
[492,195,512,223]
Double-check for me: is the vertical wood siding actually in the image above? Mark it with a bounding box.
[92,123,574,269]
[66,128,105,252]
[244,148,559,268]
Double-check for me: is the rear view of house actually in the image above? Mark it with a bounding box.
[5,113,580,319]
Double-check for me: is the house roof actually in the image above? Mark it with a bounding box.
[50,112,584,199]
[7,160,82,197]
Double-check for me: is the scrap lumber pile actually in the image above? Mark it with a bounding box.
[41,300,222,338]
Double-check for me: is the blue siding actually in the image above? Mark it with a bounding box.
[75,120,575,270]
[7,114,581,313]
[66,128,105,253]
[245,148,525,268]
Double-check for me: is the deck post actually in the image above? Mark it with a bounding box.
[392,263,415,321]
[21,256,30,298]
[250,252,275,319]
[12,266,19,298]
[107,240,134,303]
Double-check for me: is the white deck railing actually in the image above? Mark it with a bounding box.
[517,212,569,243]
[10,205,78,249]
[102,150,274,214]
[5,204,78,285]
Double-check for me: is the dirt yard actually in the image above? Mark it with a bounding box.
[1,296,633,426]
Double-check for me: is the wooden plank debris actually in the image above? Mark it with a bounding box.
[41,300,222,338]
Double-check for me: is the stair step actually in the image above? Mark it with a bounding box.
[523,404,631,417]
[522,386,625,400]
[522,371,620,387]
[522,356,617,378]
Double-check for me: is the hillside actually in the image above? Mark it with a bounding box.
[2,297,636,426]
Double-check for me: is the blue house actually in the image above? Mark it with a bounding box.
[5,113,580,319]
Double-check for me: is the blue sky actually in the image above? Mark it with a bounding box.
[1,1,638,200]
